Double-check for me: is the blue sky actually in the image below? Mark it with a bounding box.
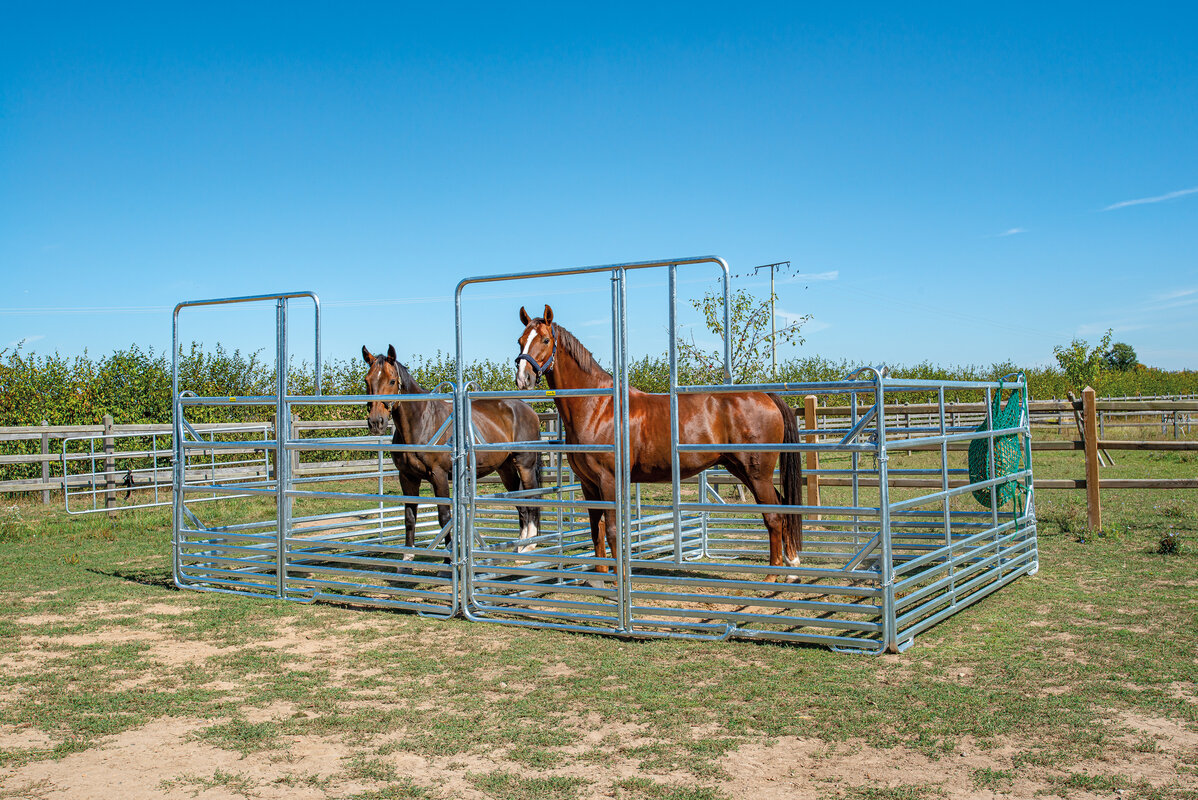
[2,3,1196,374]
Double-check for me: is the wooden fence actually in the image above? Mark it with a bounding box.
[3,395,1195,532]
[804,390,1196,530]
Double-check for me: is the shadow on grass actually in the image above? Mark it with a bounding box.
[87,567,178,591]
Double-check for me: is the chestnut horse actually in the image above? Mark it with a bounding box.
[514,306,802,576]
[362,345,542,553]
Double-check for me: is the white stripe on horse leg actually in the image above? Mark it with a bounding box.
[517,521,538,553]
[783,553,801,582]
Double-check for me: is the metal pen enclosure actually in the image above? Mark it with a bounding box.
[453,258,1038,653]
[171,259,1038,654]
[171,292,460,616]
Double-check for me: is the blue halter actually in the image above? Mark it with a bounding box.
[515,326,557,384]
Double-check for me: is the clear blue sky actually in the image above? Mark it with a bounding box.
[3,3,1196,374]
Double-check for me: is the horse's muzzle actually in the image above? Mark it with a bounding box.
[366,404,390,436]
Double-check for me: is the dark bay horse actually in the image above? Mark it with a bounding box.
[362,345,543,554]
[513,306,802,577]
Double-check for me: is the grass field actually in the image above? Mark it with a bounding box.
[0,442,1194,799]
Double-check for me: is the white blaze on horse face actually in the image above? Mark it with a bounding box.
[517,328,537,387]
[517,521,538,553]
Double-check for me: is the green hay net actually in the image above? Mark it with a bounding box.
[968,380,1028,509]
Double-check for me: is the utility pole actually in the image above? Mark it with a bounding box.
[752,261,790,378]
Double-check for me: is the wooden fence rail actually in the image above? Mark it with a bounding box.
[2,397,1194,531]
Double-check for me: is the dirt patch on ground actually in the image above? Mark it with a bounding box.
[3,596,1196,800]
[718,732,1192,800]
[0,718,363,800]
[6,718,1194,800]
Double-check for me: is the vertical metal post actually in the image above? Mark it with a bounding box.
[453,286,469,612]
[171,310,182,586]
[451,384,464,616]
[377,447,385,535]
[611,268,632,632]
[986,387,999,534]
[275,298,290,599]
[89,439,97,509]
[290,418,300,478]
[720,266,732,383]
[850,390,860,547]
[152,433,160,505]
[553,412,564,551]
[311,296,323,395]
[938,387,955,603]
[209,424,217,499]
[667,263,683,564]
[874,374,897,652]
[1021,376,1039,572]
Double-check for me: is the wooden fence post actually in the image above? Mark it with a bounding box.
[1082,387,1101,532]
[40,420,50,504]
[803,395,820,520]
[103,414,116,517]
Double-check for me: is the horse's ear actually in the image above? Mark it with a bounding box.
[386,344,397,362]
[543,305,554,324]
[361,345,373,364]
[519,306,531,326]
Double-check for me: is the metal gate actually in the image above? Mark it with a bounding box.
[171,292,459,615]
[172,258,1038,653]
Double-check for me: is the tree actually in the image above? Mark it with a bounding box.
[1103,342,1138,372]
[1053,329,1113,390]
[677,288,810,384]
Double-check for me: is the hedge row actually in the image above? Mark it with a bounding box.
[3,344,1196,429]
[2,344,1195,484]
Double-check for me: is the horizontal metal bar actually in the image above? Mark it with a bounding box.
[285,441,452,453]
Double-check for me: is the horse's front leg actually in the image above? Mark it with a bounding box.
[596,473,621,579]
[578,475,612,584]
[498,459,539,554]
[428,467,453,550]
[398,472,420,557]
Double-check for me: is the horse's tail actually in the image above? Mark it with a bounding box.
[769,393,803,553]
[530,445,543,529]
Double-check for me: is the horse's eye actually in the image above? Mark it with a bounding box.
[542,337,549,344]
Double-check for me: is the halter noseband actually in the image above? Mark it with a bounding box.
[515,325,556,384]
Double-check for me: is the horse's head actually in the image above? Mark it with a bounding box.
[361,344,401,435]
[515,304,557,390]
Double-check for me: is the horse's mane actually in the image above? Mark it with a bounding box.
[374,355,426,394]
[535,319,608,378]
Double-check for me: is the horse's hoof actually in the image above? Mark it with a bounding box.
[516,544,536,554]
